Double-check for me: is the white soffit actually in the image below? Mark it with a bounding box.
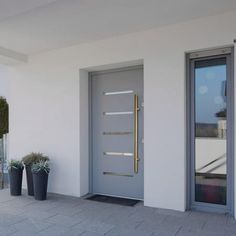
[0,0,235,54]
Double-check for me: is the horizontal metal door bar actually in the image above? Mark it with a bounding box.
[103,172,133,177]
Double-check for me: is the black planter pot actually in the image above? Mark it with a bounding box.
[9,167,24,196]
[32,170,49,200]
[25,165,34,196]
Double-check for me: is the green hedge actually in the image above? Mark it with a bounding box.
[0,97,8,138]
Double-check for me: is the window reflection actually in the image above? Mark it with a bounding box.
[194,58,227,205]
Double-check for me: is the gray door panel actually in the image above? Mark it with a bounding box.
[91,67,144,199]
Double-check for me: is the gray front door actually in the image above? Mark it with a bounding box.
[91,66,144,199]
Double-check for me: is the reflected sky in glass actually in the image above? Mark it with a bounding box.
[195,65,226,124]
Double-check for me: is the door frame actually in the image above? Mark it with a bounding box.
[88,65,144,195]
[186,46,234,215]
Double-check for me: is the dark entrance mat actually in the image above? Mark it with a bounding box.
[86,194,140,206]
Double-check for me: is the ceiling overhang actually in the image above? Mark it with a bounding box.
[0,47,28,65]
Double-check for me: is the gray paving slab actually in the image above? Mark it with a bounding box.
[45,214,84,227]
[80,231,104,236]
[0,189,234,236]
[13,218,52,232]
[105,225,154,236]
[72,220,114,234]
[64,227,85,236]
[38,224,71,236]
[46,204,84,217]
[0,225,17,236]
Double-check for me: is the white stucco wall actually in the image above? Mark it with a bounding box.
[5,11,236,212]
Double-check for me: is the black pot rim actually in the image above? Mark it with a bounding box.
[32,170,49,175]
[8,167,24,171]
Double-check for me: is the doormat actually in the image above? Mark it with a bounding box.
[86,194,140,207]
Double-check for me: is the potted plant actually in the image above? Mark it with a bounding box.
[22,153,49,196]
[8,160,24,196]
[31,160,50,200]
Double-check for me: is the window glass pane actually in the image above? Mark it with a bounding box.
[194,58,227,205]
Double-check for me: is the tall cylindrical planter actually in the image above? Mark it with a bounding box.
[25,165,34,196]
[32,170,48,200]
[9,167,23,196]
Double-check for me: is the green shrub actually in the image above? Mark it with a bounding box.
[215,108,226,118]
[8,160,23,170]
[0,97,8,138]
[31,160,50,174]
[22,152,49,166]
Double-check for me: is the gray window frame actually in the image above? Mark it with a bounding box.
[186,46,234,215]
